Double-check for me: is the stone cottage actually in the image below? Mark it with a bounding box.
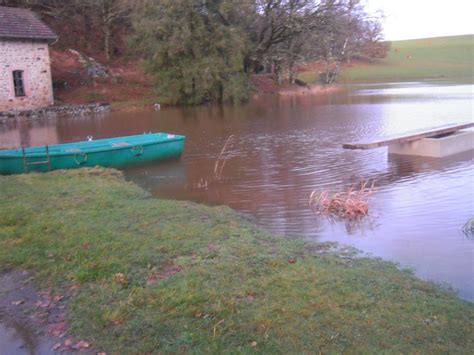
[0,6,57,112]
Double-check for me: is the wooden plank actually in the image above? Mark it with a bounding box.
[342,122,474,150]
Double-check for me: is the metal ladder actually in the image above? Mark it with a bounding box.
[22,145,52,173]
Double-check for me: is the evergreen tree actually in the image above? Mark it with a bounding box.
[131,0,251,104]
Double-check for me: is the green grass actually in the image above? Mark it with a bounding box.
[299,35,474,84]
[342,35,474,82]
[1,168,473,353]
[297,71,321,85]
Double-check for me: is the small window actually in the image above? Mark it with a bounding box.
[13,70,25,97]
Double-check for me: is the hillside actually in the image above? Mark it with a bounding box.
[50,49,156,110]
[340,35,474,82]
[51,34,474,108]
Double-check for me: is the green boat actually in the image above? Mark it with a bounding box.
[0,132,185,175]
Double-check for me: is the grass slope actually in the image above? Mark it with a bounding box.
[341,34,474,82]
[1,168,473,353]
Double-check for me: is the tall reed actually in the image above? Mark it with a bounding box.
[213,135,234,181]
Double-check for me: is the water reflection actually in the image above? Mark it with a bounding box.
[1,81,473,300]
[0,120,59,149]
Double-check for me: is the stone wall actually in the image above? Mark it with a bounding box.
[0,103,110,122]
[0,39,54,111]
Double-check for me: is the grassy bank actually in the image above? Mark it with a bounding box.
[341,35,474,82]
[1,168,473,353]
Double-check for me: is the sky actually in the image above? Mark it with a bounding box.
[365,0,474,41]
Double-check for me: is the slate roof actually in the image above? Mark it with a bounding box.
[0,6,57,41]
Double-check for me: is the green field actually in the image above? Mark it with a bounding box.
[1,168,473,353]
[341,34,474,82]
[299,35,474,84]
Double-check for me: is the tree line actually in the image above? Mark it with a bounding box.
[2,0,389,104]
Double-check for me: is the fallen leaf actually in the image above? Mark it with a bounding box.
[51,343,61,350]
[12,300,24,306]
[49,321,66,334]
[113,272,126,284]
[53,295,64,302]
[73,340,90,350]
[97,352,107,355]
[216,319,225,326]
[35,301,51,309]
[288,257,297,264]
[64,339,73,347]
[250,341,257,347]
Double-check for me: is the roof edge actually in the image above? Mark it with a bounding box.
[0,35,58,43]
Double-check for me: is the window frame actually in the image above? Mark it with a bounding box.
[12,70,26,97]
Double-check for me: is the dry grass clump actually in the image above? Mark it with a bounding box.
[309,180,375,220]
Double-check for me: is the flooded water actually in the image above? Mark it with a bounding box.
[0,321,53,355]
[1,80,473,300]
[0,322,31,355]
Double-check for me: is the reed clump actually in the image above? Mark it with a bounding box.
[309,180,375,219]
[213,135,234,181]
[191,135,234,191]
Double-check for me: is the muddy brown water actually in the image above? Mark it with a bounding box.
[1,81,473,306]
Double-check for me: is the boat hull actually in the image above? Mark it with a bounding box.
[0,133,185,175]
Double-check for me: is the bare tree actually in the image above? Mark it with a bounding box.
[96,0,136,61]
[246,0,332,72]
[303,0,386,84]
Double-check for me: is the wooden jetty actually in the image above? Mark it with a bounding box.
[343,123,474,157]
